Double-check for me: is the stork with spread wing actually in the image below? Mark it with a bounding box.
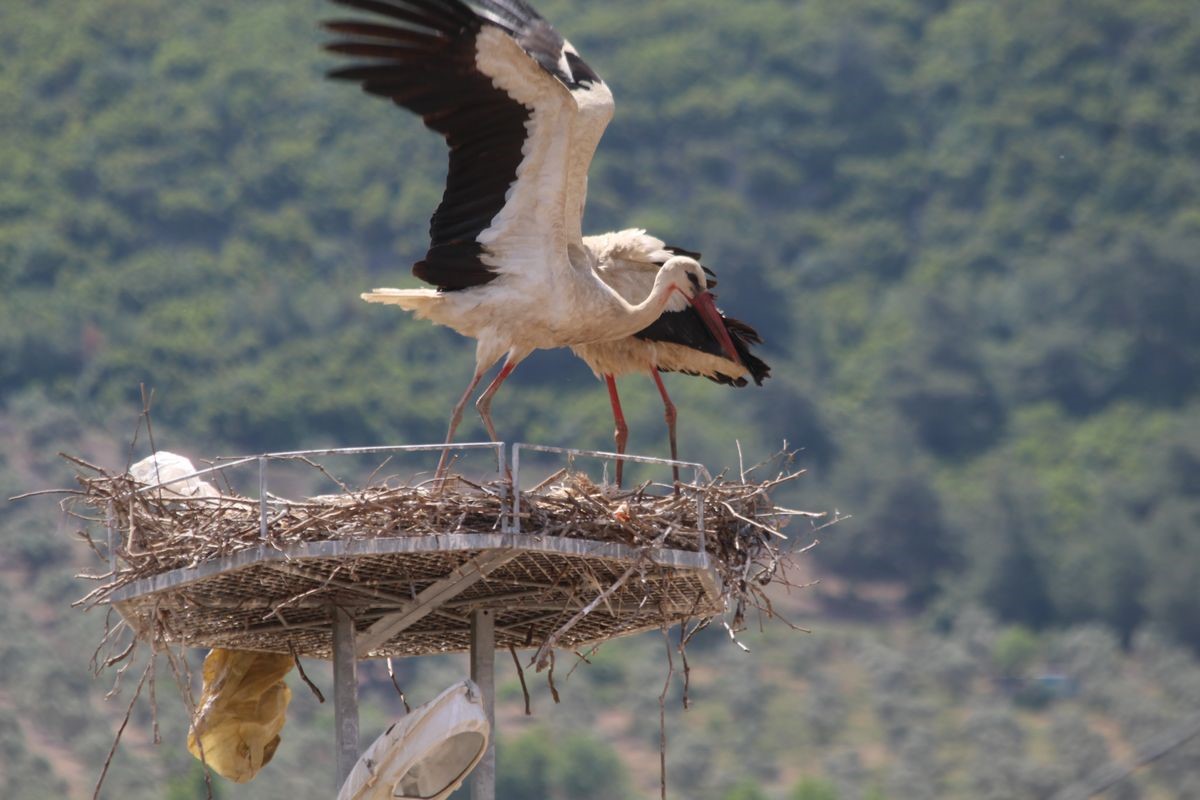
[326,0,764,476]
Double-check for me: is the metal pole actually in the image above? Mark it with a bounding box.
[332,606,360,793]
[469,609,496,800]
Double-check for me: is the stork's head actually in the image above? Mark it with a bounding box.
[658,257,743,367]
[657,256,709,302]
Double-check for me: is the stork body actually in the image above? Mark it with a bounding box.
[326,0,743,474]
[572,230,771,484]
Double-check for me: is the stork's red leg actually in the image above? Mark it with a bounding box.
[650,369,681,490]
[475,360,518,481]
[605,375,629,487]
[436,370,487,481]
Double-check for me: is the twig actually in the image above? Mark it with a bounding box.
[149,655,161,745]
[509,646,532,715]
[92,655,153,800]
[679,621,691,710]
[723,619,751,652]
[565,643,603,683]
[289,642,325,703]
[659,627,676,800]
[59,452,106,473]
[720,501,788,539]
[9,487,84,501]
[161,638,215,800]
[386,658,411,714]
[532,561,639,671]
[546,650,561,704]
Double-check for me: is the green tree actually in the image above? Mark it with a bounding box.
[992,626,1039,678]
[792,776,839,800]
[164,764,221,800]
[724,780,768,800]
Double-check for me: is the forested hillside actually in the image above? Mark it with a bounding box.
[2,0,1200,797]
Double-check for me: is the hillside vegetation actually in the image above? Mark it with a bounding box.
[2,0,1200,796]
[4,0,1199,643]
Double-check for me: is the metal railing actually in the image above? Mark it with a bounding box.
[510,443,712,553]
[110,442,711,566]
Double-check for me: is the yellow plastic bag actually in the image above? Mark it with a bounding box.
[187,648,294,783]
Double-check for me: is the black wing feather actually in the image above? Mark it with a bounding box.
[633,247,769,386]
[634,308,771,387]
[325,0,604,291]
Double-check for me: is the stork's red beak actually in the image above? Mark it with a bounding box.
[689,291,743,366]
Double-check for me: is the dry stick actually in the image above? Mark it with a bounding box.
[678,621,692,711]
[139,384,168,506]
[105,655,135,702]
[528,467,568,493]
[723,619,751,653]
[720,501,788,539]
[90,611,130,675]
[72,523,107,561]
[92,654,154,800]
[161,639,216,800]
[509,646,532,715]
[60,452,107,473]
[771,506,826,519]
[364,455,395,487]
[531,528,672,672]
[9,487,84,501]
[123,392,145,474]
[386,658,412,713]
[546,650,562,704]
[531,561,638,672]
[148,655,161,745]
[752,590,811,633]
[564,643,603,683]
[658,627,676,800]
[289,642,326,703]
[103,639,137,672]
[292,454,357,498]
[673,587,710,710]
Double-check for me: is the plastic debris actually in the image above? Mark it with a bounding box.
[129,451,219,499]
[187,648,294,783]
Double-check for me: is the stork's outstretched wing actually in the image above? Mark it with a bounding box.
[325,0,614,291]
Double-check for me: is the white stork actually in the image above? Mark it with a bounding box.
[573,230,771,485]
[325,0,743,474]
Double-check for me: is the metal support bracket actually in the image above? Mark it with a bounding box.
[355,549,517,657]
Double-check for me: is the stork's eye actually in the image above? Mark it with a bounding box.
[686,272,703,292]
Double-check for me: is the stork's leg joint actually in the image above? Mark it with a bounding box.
[475,360,519,482]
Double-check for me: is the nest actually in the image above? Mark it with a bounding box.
[66,452,819,663]
[62,449,824,800]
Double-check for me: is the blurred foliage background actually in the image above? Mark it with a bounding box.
[2,0,1199,797]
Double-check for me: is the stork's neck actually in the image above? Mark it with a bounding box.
[593,269,677,341]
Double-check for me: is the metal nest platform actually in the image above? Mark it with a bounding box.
[74,443,805,662]
[111,532,722,659]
